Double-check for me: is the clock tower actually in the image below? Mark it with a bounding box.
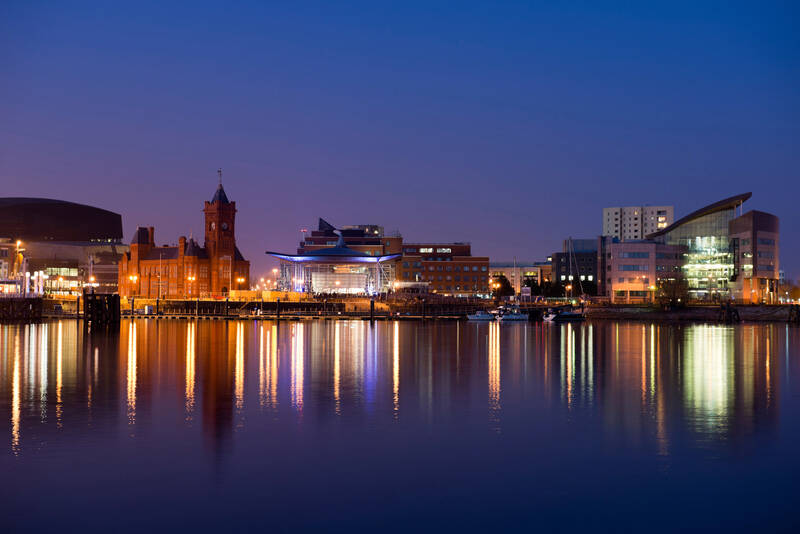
[204,170,239,293]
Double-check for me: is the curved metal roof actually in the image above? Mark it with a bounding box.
[646,192,751,239]
[0,197,123,241]
[266,249,400,264]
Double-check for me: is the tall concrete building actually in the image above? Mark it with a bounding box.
[603,205,674,241]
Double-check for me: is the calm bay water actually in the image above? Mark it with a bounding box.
[1,319,799,532]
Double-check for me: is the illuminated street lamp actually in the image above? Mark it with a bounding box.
[128,274,139,297]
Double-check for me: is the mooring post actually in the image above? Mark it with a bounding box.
[196,297,199,317]
[131,297,135,317]
[370,298,375,322]
[276,298,281,320]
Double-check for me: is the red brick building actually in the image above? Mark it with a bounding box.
[397,243,490,296]
[118,184,250,298]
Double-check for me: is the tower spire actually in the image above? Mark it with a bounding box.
[217,168,222,186]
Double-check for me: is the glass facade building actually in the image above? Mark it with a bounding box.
[648,193,751,301]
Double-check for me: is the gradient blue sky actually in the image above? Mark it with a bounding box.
[1,1,798,279]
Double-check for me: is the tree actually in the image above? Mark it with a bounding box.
[656,277,688,309]
[523,279,541,295]
[491,274,515,298]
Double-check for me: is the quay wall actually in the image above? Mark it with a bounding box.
[587,305,792,322]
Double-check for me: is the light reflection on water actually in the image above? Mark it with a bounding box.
[1,320,793,449]
[1,319,798,530]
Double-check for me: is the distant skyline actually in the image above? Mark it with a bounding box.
[2,1,798,278]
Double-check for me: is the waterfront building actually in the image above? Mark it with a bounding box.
[603,205,674,241]
[490,261,552,294]
[298,219,403,257]
[727,210,779,303]
[267,230,400,295]
[0,197,127,294]
[597,237,686,303]
[0,239,18,294]
[118,182,250,298]
[288,218,490,297]
[397,243,489,297]
[550,238,598,293]
[647,192,779,303]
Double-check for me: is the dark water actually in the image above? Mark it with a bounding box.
[1,319,799,532]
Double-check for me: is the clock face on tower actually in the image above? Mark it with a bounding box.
[210,222,216,230]
[222,222,229,231]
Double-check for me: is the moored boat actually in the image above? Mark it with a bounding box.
[496,305,529,322]
[467,310,495,321]
[543,308,586,322]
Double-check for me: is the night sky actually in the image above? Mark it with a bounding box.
[1,1,797,279]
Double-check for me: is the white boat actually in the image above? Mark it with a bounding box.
[543,309,586,322]
[467,310,495,321]
[496,306,528,322]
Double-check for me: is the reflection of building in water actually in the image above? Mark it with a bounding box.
[126,322,137,425]
[684,324,779,441]
[683,325,735,434]
[0,320,784,460]
[544,322,597,411]
[258,323,278,410]
[185,321,196,418]
[11,329,21,454]
[535,322,779,453]
[334,322,341,414]
[1,321,121,454]
[488,322,501,428]
[393,321,400,418]
[291,323,304,412]
[199,322,235,459]
[235,322,245,415]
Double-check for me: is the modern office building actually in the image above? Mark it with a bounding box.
[597,237,686,303]
[490,261,552,294]
[118,183,250,298]
[727,210,779,303]
[398,243,489,296]
[603,205,674,241]
[647,192,779,302]
[550,238,598,293]
[0,197,127,294]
